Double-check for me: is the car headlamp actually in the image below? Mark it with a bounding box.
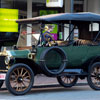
[5,56,10,65]
[28,53,35,59]
[5,56,15,65]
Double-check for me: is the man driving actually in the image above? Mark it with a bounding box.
[40,25,55,46]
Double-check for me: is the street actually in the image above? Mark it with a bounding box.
[0,75,100,100]
[0,0,100,100]
[0,85,100,100]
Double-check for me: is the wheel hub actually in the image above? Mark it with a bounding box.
[17,77,23,83]
[96,74,100,80]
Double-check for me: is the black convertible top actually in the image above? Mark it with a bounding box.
[16,12,100,24]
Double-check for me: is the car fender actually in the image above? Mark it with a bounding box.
[88,56,100,71]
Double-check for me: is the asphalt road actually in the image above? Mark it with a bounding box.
[0,75,100,100]
[0,85,100,100]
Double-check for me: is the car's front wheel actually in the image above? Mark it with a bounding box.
[87,62,100,90]
[6,63,34,95]
[0,80,4,89]
[57,75,78,87]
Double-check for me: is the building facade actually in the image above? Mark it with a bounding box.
[1,0,100,17]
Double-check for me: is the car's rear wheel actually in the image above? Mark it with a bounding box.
[0,80,4,89]
[6,63,34,95]
[57,75,78,87]
[87,62,100,90]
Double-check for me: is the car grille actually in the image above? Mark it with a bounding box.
[0,56,7,70]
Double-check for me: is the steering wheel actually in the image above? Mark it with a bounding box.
[43,33,57,46]
[44,33,54,42]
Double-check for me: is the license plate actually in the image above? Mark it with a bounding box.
[0,73,6,80]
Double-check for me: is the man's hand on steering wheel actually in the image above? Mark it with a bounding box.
[43,33,57,46]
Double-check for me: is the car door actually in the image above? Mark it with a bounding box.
[62,45,89,67]
[87,45,100,59]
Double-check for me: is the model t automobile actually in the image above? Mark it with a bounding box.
[0,13,100,95]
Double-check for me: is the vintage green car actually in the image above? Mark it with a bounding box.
[0,12,100,95]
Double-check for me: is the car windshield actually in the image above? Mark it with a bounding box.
[17,23,41,47]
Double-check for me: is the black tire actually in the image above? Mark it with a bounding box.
[87,62,100,90]
[0,80,4,89]
[5,63,34,95]
[57,75,78,87]
[40,46,67,76]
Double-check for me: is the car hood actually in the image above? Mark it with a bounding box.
[6,50,30,58]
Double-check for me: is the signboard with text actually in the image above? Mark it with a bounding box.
[46,0,63,7]
[0,8,18,32]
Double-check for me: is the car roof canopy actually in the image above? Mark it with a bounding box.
[16,12,100,24]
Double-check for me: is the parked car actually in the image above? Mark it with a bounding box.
[0,12,100,95]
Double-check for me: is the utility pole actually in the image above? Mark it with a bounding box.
[27,0,32,46]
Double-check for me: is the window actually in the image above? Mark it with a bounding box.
[89,23,99,32]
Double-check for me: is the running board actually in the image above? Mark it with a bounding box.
[64,69,83,73]
[60,69,88,76]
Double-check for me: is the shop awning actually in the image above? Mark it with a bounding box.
[16,12,100,24]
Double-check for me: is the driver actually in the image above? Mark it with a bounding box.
[41,25,54,46]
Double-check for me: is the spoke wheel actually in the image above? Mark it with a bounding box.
[87,62,100,90]
[6,63,34,95]
[0,80,4,89]
[57,75,78,87]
